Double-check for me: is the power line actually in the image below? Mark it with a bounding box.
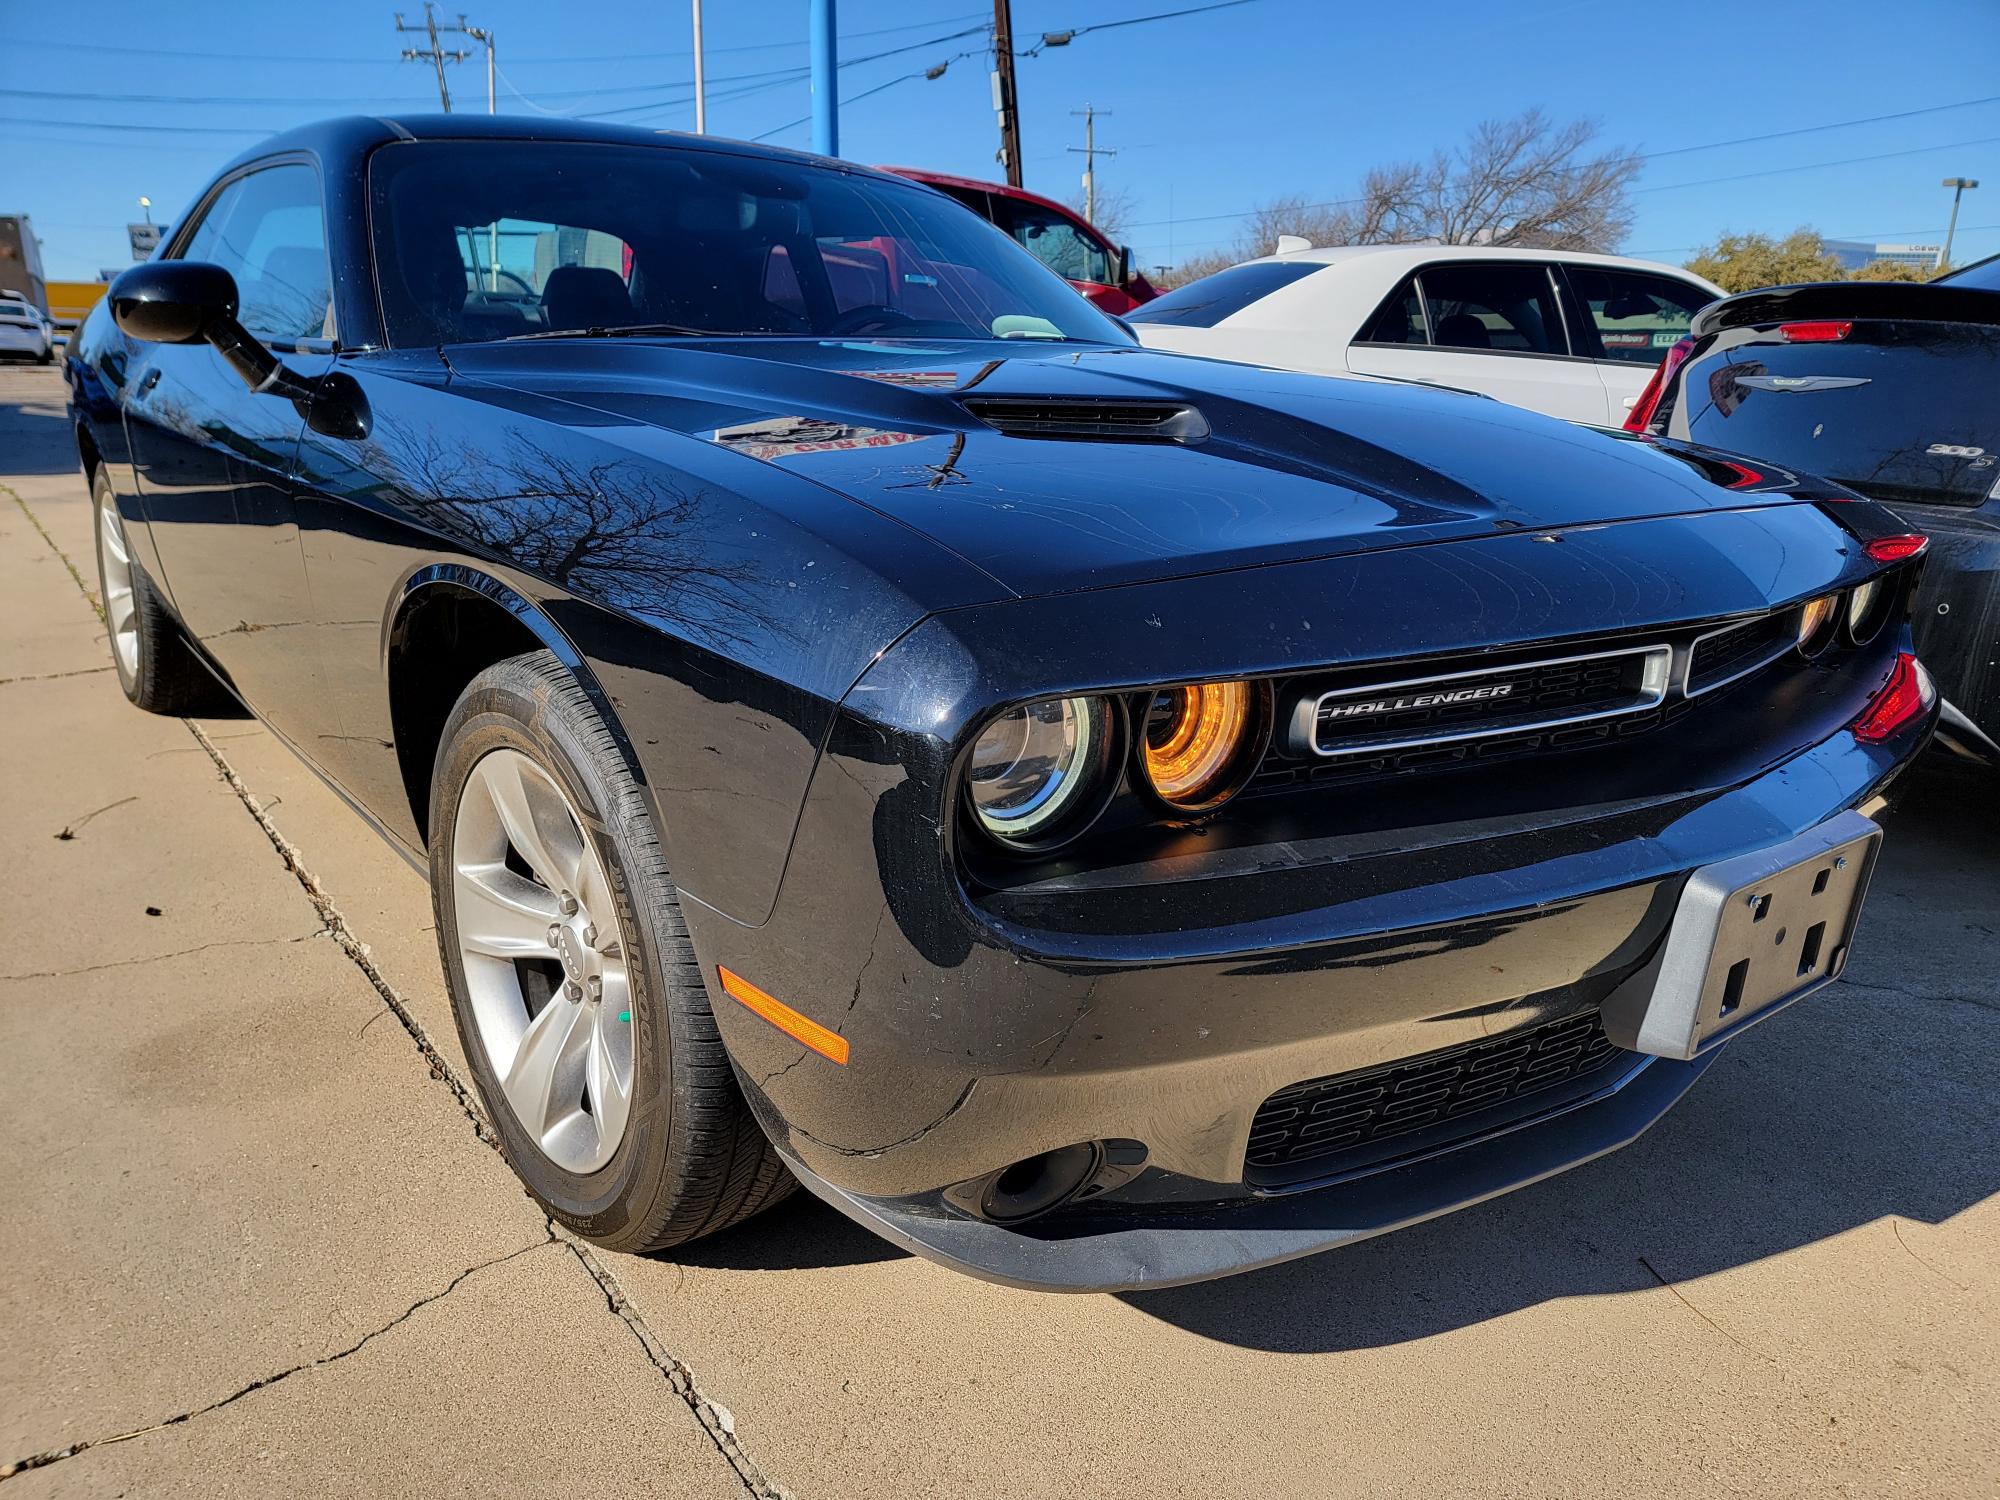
[0,113,268,135]
[0,12,989,66]
[1128,96,2000,245]
[1638,134,2000,194]
[1027,0,1264,53]
[576,24,989,121]
[1640,93,2000,161]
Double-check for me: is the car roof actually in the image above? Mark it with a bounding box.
[212,113,917,191]
[877,166,1094,222]
[1237,242,1719,288]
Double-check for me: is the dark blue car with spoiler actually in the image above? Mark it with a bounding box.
[67,115,1936,1290]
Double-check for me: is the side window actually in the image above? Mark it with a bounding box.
[1566,267,1713,364]
[984,197,1112,285]
[1414,263,1564,356]
[176,164,333,343]
[1357,276,1425,344]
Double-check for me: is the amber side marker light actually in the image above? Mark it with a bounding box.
[718,967,849,1065]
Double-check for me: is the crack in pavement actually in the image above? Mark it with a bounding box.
[0,932,327,983]
[12,479,793,1500]
[560,1236,793,1500]
[0,1239,555,1483]
[181,719,504,1152]
[0,664,114,687]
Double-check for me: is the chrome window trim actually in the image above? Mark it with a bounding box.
[1683,610,1799,699]
[1292,643,1674,758]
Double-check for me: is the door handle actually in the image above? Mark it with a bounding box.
[136,367,163,397]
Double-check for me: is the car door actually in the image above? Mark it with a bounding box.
[1345,260,1610,423]
[1558,264,1717,424]
[120,159,336,732]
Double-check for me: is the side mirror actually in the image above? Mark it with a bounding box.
[106,260,335,420]
[1117,244,1136,286]
[109,260,238,346]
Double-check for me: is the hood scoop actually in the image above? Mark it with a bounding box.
[961,396,1211,443]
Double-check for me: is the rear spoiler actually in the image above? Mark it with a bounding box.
[1691,281,2000,338]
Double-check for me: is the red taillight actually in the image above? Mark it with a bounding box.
[1624,336,1694,433]
[1851,652,1933,744]
[1779,320,1852,343]
[1863,534,1928,563]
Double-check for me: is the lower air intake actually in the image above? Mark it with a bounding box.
[1245,1009,1634,1187]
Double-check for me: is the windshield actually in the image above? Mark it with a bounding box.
[368,139,1126,348]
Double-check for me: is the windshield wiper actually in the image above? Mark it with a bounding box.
[506,322,728,341]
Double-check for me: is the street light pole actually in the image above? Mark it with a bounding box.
[1941,177,1979,270]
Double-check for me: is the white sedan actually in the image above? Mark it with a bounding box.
[0,297,54,363]
[1127,245,1723,427]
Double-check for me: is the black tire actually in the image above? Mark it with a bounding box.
[90,466,233,716]
[429,650,794,1251]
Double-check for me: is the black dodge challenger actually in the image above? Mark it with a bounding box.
[68,117,1937,1291]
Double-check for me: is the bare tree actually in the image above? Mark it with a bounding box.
[1069,183,1138,242]
[1157,110,1638,286]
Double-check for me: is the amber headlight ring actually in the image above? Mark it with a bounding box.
[959,693,1129,855]
[1796,592,1842,659]
[1131,678,1273,816]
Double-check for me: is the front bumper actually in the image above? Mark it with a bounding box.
[768,1049,1717,1292]
[685,695,1928,1290]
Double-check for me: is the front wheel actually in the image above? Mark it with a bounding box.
[90,467,230,714]
[429,650,793,1251]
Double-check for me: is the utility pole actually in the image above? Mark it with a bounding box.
[1941,177,1979,270]
[1067,104,1114,225]
[396,4,472,113]
[991,0,1022,187]
[692,0,707,133]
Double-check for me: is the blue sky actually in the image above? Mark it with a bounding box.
[3,0,1996,282]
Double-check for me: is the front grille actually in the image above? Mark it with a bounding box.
[961,397,1210,442]
[1244,1009,1632,1186]
[1688,610,1797,696]
[1301,644,1670,758]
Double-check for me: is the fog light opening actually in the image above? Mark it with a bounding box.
[980,1142,1104,1224]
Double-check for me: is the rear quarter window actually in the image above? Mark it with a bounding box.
[1126,261,1323,328]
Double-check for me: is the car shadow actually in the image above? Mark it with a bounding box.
[651,1189,908,1273]
[0,369,84,474]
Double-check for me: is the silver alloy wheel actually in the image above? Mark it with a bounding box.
[452,747,635,1174]
[96,493,139,680]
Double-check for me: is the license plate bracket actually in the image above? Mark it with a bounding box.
[1602,810,1883,1060]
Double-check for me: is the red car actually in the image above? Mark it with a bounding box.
[881,167,1157,314]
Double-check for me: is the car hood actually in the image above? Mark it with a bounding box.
[444,337,1822,598]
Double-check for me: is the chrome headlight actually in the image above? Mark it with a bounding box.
[965,695,1115,845]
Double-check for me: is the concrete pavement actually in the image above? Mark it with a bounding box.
[2,363,1995,1497]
